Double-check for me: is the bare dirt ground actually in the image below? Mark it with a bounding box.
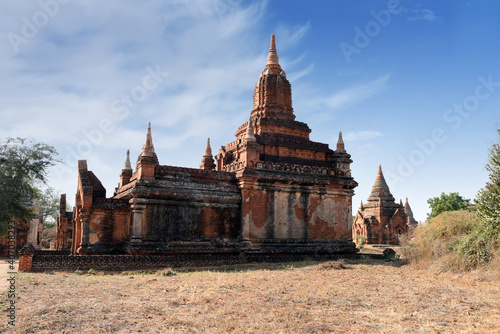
[1,258,499,334]
[0,259,17,291]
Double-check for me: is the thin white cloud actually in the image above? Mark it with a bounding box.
[355,143,382,155]
[0,0,317,204]
[275,22,311,50]
[325,74,391,110]
[344,130,384,142]
[407,9,443,23]
[288,63,314,82]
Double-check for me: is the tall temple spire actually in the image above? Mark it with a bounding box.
[141,122,155,157]
[336,131,346,153]
[245,116,256,141]
[137,122,159,166]
[204,138,212,156]
[404,197,418,226]
[367,165,395,203]
[124,149,132,170]
[200,138,216,170]
[249,33,294,123]
[119,149,133,187]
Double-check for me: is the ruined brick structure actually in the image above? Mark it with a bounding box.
[0,200,43,257]
[0,219,30,257]
[55,194,73,251]
[57,35,358,258]
[352,165,418,245]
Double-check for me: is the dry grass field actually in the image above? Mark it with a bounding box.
[2,258,500,334]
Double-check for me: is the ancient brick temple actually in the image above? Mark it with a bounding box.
[352,165,418,245]
[56,35,359,257]
[55,194,73,251]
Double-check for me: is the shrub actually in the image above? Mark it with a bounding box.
[356,235,366,249]
[400,210,479,272]
[460,130,500,269]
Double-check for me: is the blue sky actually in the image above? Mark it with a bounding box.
[1,0,499,222]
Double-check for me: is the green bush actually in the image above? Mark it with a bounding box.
[356,235,366,249]
[458,130,500,269]
[400,210,479,271]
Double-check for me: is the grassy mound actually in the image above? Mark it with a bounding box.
[400,210,496,272]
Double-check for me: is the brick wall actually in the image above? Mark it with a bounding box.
[23,251,380,272]
[19,254,33,272]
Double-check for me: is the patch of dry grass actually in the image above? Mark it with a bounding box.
[317,259,349,270]
[2,259,500,333]
[399,210,484,272]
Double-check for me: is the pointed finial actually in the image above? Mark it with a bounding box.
[245,116,256,141]
[360,200,364,209]
[124,149,132,170]
[376,165,384,179]
[336,131,346,152]
[141,122,155,157]
[267,34,279,65]
[263,34,282,75]
[200,138,215,170]
[204,138,212,157]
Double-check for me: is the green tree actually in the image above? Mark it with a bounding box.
[459,130,500,267]
[475,130,500,230]
[34,186,60,228]
[0,138,58,235]
[427,192,471,219]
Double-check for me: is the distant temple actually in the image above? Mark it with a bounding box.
[56,35,358,258]
[352,165,418,245]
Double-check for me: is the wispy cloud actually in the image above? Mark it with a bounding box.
[324,74,390,110]
[288,63,314,82]
[0,0,316,199]
[276,22,311,50]
[407,9,443,23]
[344,130,383,142]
